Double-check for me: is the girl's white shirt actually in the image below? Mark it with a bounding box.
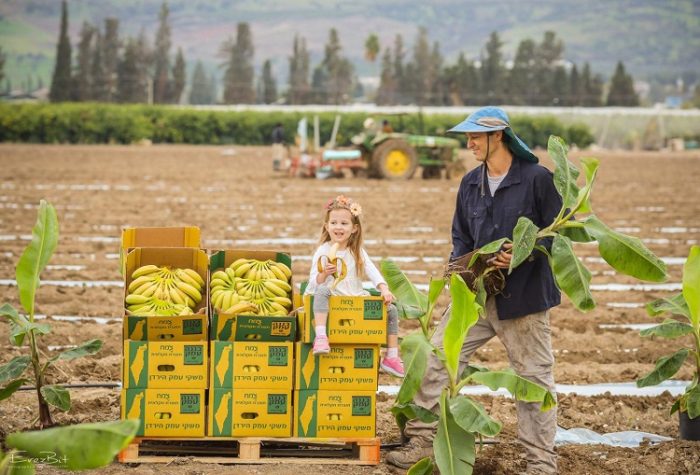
[304,241,386,296]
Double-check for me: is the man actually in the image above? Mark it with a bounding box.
[386,106,562,474]
[271,122,286,171]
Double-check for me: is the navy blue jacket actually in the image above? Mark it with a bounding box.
[451,157,561,319]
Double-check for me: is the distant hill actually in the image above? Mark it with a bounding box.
[1,0,698,92]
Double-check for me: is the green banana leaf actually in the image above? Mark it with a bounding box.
[572,157,599,214]
[509,217,539,273]
[16,200,59,318]
[425,278,446,330]
[0,356,30,384]
[640,319,694,339]
[548,135,581,210]
[407,457,435,475]
[468,238,509,267]
[397,332,434,405]
[558,223,595,243]
[0,379,28,402]
[468,369,556,411]
[391,402,439,433]
[686,384,700,419]
[683,245,699,330]
[551,234,594,311]
[449,396,502,437]
[646,293,689,318]
[434,391,476,475]
[40,385,70,411]
[0,451,35,474]
[6,419,139,470]
[443,274,479,384]
[52,339,103,362]
[584,215,667,282]
[636,348,689,387]
[381,259,428,318]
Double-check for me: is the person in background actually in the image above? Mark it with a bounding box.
[305,195,405,377]
[381,119,393,134]
[387,106,562,474]
[271,122,286,171]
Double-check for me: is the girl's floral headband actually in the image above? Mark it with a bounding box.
[325,195,362,217]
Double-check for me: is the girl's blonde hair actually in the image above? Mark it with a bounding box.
[319,195,364,276]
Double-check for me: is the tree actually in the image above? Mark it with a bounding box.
[376,47,396,105]
[551,65,569,106]
[170,47,186,103]
[607,60,639,106]
[581,62,603,106]
[568,64,581,106]
[481,31,505,104]
[393,34,407,104]
[260,59,277,104]
[222,22,255,104]
[444,52,479,106]
[0,47,6,86]
[364,33,380,63]
[409,27,432,105]
[509,39,536,105]
[49,0,72,102]
[91,31,108,101]
[288,35,310,105]
[102,18,120,101]
[72,21,95,101]
[318,28,354,104]
[310,65,328,104]
[153,2,172,103]
[117,38,147,103]
[189,60,212,104]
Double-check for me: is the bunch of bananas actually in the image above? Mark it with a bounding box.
[210,258,293,316]
[125,264,205,316]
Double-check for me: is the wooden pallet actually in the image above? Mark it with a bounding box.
[118,436,381,465]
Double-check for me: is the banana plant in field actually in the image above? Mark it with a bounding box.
[380,135,668,474]
[0,200,103,427]
[637,245,700,420]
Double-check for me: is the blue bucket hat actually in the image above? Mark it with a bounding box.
[447,106,538,163]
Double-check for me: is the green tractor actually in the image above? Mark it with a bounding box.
[351,117,462,180]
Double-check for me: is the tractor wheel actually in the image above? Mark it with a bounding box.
[371,139,418,180]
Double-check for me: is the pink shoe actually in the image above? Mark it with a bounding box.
[380,356,405,378]
[313,335,330,355]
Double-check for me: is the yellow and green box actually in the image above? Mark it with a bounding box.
[295,342,379,391]
[210,313,296,342]
[123,314,208,341]
[210,341,293,388]
[294,390,376,438]
[124,247,209,315]
[300,295,387,344]
[121,388,205,437]
[208,388,292,437]
[120,226,201,276]
[123,341,207,389]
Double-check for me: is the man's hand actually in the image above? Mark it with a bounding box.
[487,243,512,269]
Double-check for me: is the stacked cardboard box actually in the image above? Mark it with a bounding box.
[120,228,209,437]
[207,250,296,437]
[294,295,386,437]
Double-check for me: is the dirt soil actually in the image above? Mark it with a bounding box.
[1,144,699,474]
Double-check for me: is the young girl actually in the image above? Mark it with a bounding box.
[305,195,404,377]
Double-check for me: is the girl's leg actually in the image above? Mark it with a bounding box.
[381,303,404,377]
[312,284,332,354]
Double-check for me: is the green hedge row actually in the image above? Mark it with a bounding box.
[0,103,595,148]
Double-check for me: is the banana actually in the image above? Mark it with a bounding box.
[174,268,201,289]
[125,293,150,305]
[169,286,186,306]
[211,270,230,283]
[268,278,292,293]
[328,242,339,261]
[139,282,159,298]
[226,267,239,282]
[210,278,229,289]
[221,291,233,312]
[131,264,161,279]
[272,296,293,308]
[230,258,250,271]
[268,301,289,315]
[223,301,258,316]
[233,262,253,278]
[263,280,287,298]
[270,261,292,280]
[181,268,205,287]
[268,264,289,282]
[176,281,202,303]
[132,279,156,295]
[128,274,156,293]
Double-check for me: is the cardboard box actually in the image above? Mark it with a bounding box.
[210,341,293,389]
[294,390,376,438]
[295,342,379,391]
[300,295,387,344]
[120,226,201,276]
[123,314,208,341]
[121,388,205,437]
[124,247,209,315]
[210,314,296,342]
[208,388,292,437]
[123,341,208,389]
